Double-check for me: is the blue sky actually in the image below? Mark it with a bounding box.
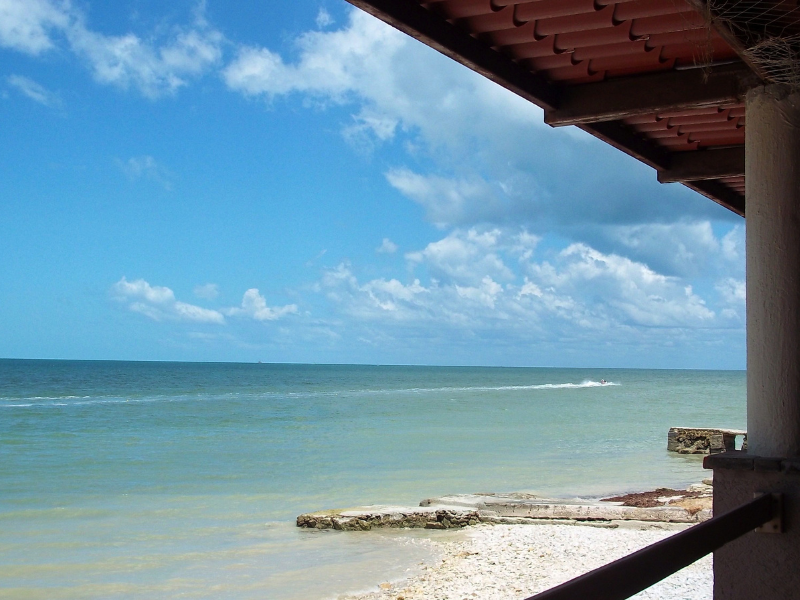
[0,0,746,368]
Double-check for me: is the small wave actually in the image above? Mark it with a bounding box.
[1,396,161,408]
[528,380,620,390]
[0,380,619,408]
[27,395,92,400]
[383,380,618,393]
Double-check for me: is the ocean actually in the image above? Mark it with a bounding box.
[0,360,745,599]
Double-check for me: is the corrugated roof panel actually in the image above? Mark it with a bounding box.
[515,0,599,22]
[613,0,695,19]
[571,39,649,60]
[535,6,618,36]
[629,12,708,36]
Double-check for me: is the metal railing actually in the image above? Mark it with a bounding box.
[524,493,779,600]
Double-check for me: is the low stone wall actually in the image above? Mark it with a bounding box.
[667,427,746,454]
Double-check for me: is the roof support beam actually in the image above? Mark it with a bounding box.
[345,0,560,109]
[546,63,757,127]
[582,120,672,170]
[657,147,745,183]
[685,179,745,216]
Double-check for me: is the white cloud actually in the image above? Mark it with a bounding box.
[601,222,721,278]
[319,228,720,346]
[67,20,223,98]
[0,0,223,98]
[112,277,225,324]
[721,225,744,263]
[386,169,522,228]
[193,283,219,300]
[376,238,397,254]
[529,243,715,328]
[406,228,532,285]
[118,155,172,189]
[225,288,298,322]
[6,74,60,106]
[715,277,746,322]
[223,11,405,104]
[0,0,69,55]
[717,278,746,304]
[222,6,731,235]
[316,8,334,29]
[67,13,222,98]
[222,8,539,148]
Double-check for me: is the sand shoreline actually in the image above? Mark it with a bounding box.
[336,520,712,600]
[327,486,714,600]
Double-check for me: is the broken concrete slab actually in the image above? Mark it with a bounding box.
[667,427,746,454]
[297,491,711,531]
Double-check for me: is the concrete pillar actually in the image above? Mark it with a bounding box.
[709,84,800,600]
[745,84,800,457]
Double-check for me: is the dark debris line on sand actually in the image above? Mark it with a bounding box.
[603,488,705,508]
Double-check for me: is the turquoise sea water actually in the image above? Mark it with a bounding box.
[0,360,745,599]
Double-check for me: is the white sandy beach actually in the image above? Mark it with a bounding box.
[339,522,712,600]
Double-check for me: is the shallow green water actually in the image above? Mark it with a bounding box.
[0,360,745,598]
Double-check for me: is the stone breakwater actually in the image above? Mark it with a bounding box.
[297,487,713,531]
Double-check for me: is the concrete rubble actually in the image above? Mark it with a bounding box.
[667,427,747,454]
[296,489,712,531]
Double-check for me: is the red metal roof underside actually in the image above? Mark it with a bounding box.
[360,0,753,211]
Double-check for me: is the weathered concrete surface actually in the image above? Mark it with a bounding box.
[746,84,800,458]
[297,492,711,530]
[668,427,746,454]
[296,506,480,530]
[707,453,800,600]
[422,493,710,523]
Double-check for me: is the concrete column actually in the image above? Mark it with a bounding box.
[715,84,800,600]
[746,84,800,457]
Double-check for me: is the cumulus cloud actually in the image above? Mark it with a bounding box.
[376,238,398,254]
[6,74,60,106]
[0,0,223,98]
[528,243,715,328]
[406,229,519,285]
[193,283,219,300]
[222,7,731,232]
[112,279,298,327]
[716,277,745,304]
[720,225,744,263]
[112,277,225,324]
[386,169,522,228]
[593,222,721,278]
[319,227,724,346]
[716,277,746,321]
[222,8,545,154]
[224,289,298,322]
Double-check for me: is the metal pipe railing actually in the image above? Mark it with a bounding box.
[524,493,777,600]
